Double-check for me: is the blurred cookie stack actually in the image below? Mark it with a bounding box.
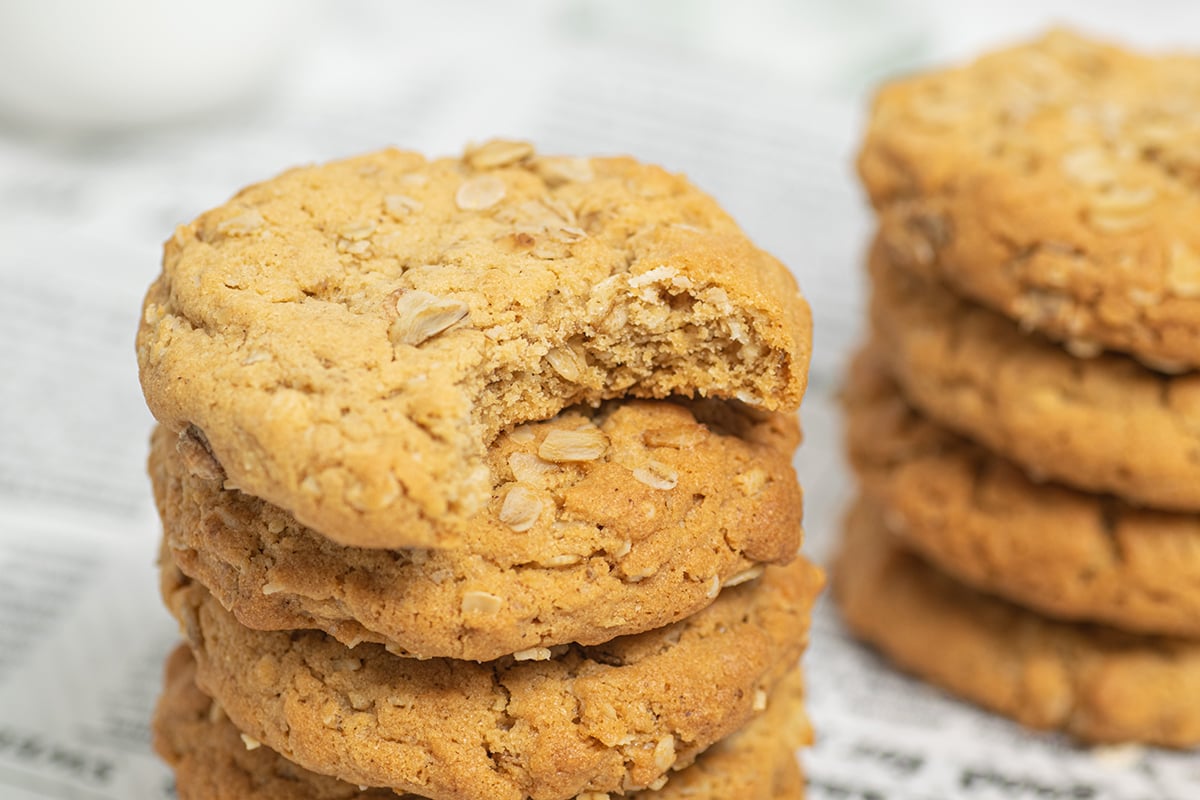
[837,32,1200,747]
[137,142,821,798]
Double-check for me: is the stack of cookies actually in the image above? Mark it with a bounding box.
[837,32,1200,748]
[136,141,822,798]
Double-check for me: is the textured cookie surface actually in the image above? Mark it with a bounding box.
[153,645,808,800]
[869,246,1200,511]
[844,347,1200,637]
[153,398,803,661]
[137,141,812,548]
[860,31,1200,369]
[835,496,1200,747]
[162,553,822,800]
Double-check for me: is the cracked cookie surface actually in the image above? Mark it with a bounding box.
[868,244,1200,512]
[859,31,1200,370]
[835,496,1200,747]
[137,141,812,549]
[153,398,804,661]
[161,552,822,800]
[844,347,1200,638]
[153,645,808,800]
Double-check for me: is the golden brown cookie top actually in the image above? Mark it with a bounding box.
[137,141,812,549]
[162,554,822,800]
[860,31,1200,370]
[152,645,808,800]
[153,398,804,661]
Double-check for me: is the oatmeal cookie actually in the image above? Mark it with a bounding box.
[152,645,808,800]
[844,346,1200,638]
[868,243,1200,512]
[138,141,812,548]
[835,496,1200,747]
[153,398,803,661]
[161,553,822,800]
[860,31,1200,370]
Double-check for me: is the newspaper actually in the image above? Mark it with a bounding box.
[0,3,1195,798]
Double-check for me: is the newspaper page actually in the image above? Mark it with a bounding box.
[0,3,1196,798]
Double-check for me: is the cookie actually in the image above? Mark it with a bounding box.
[153,645,808,800]
[152,398,804,661]
[859,31,1200,370]
[137,141,813,549]
[868,242,1200,512]
[835,496,1200,747]
[160,552,822,800]
[844,346,1200,638]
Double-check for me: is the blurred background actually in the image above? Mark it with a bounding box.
[2,2,1200,798]
[4,0,1200,388]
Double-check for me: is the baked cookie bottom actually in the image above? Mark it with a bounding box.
[844,345,1200,638]
[868,241,1200,513]
[153,645,808,800]
[161,552,822,800]
[154,397,804,661]
[834,496,1200,747]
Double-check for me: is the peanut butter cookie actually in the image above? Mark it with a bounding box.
[153,398,803,661]
[137,141,812,549]
[860,31,1200,370]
